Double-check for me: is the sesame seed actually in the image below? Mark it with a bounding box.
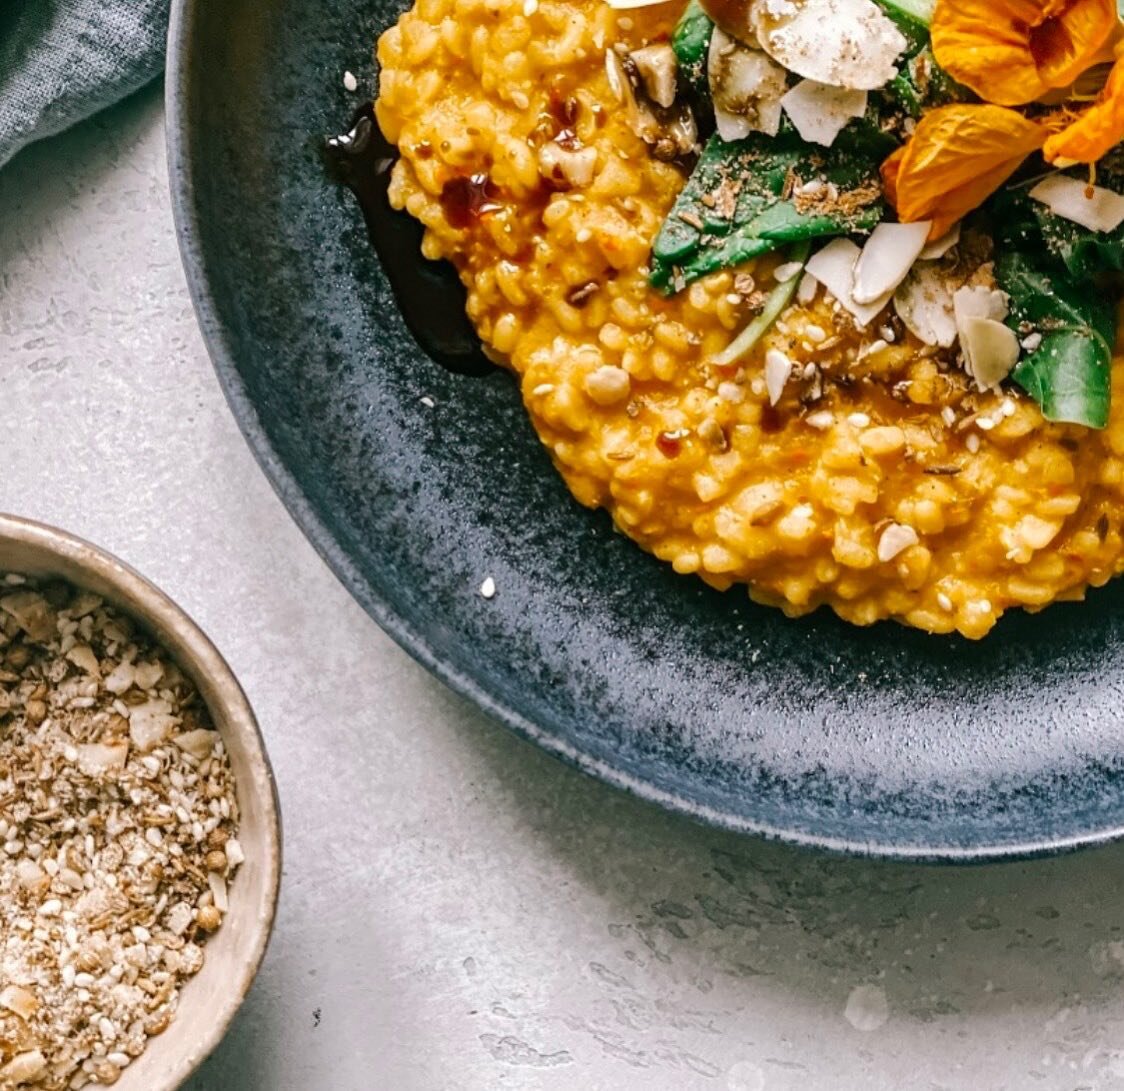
[532,383,555,396]
[847,412,871,428]
[480,577,497,600]
[1000,398,1016,417]
[966,433,980,453]
[936,592,953,612]
[342,70,358,92]
[420,396,436,408]
[804,324,826,343]
[523,0,538,13]
[940,406,956,427]
[976,416,996,431]
[805,410,834,430]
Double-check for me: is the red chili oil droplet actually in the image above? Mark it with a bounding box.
[439,173,502,229]
[656,431,683,458]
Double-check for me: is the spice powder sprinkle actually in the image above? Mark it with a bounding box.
[0,573,243,1090]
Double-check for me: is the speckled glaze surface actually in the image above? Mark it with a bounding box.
[167,0,1124,860]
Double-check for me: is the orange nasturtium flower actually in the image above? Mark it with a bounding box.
[931,0,1118,106]
[882,105,1048,238]
[1045,42,1124,161]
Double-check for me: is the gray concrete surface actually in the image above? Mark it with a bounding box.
[4,83,1124,1091]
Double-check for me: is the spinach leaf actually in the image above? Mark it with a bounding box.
[650,126,892,291]
[993,167,1124,281]
[884,46,969,117]
[996,249,1115,429]
[671,0,714,102]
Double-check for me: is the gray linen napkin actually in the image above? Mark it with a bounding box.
[0,0,169,170]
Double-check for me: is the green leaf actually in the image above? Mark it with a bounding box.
[882,45,971,118]
[992,167,1124,281]
[650,127,892,291]
[996,249,1115,429]
[671,0,714,102]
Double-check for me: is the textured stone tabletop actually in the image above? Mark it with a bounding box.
[4,85,1124,1091]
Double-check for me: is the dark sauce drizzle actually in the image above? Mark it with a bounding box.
[325,105,492,376]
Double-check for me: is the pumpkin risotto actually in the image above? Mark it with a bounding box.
[374,0,1124,638]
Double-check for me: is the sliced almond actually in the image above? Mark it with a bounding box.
[852,221,931,304]
[805,238,890,327]
[1029,173,1124,233]
[750,0,907,90]
[953,284,1009,327]
[780,79,867,147]
[893,263,958,348]
[919,221,961,260]
[709,29,788,141]
[959,316,1020,392]
[764,348,793,405]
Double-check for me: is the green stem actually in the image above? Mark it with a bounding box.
[711,242,812,368]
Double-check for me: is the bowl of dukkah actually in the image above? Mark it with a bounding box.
[373,0,1124,640]
[0,514,280,1089]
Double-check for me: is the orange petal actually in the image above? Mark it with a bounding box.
[882,104,1047,237]
[1045,50,1124,161]
[932,0,1117,106]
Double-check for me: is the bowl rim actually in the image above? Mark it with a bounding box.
[164,0,1124,865]
[0,511,282,1088]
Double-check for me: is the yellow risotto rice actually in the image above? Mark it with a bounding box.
[375,0,1124,638]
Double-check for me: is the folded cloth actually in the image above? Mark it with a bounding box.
[0,0,169,170]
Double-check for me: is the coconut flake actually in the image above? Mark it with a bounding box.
[750,0,907,91]
[893,263,958,348]
[919,222,961,260]
[764,348,793,405]
[805,238,890,327]
[852,221,931,305]
[780,80,867,147]
[709,29,788,140]
[1030,174,1124,233]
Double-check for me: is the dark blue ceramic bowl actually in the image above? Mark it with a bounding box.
[167,0,1124,860]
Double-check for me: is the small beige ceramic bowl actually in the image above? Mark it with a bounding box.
[0,513,281,1090]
